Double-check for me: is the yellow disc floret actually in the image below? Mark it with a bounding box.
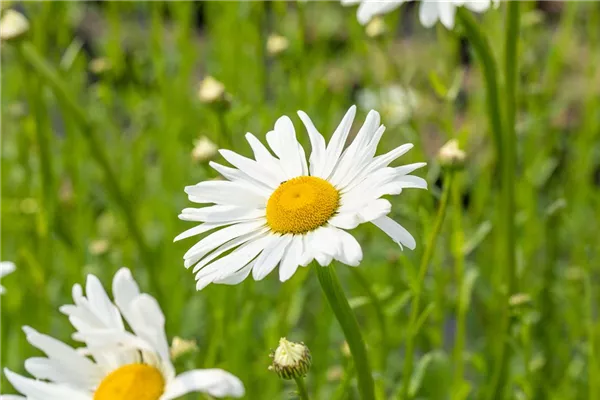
[94,364,165,400]
[266,176,339,234]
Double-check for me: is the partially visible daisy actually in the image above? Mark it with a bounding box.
[0,261,16,294]
[342,0,499,29]
[2,268,244,400]
[175,105,427,290]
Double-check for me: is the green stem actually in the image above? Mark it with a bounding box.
[400,172,453,399]
[17,41,156,284]
[294,376,310,400]
[489,4,520,399]
[451,173,467,398]
[456,9,503,158]
[315,264,375,400]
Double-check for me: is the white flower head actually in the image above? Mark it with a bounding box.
[2,268,244,400]
[175,105,427,290]
[0,261,16,294]
[192,136,218,163]
[342,0,499,29]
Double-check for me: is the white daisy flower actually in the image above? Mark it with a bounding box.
[0,261,16,294]
[2,268,244,400]
[175,105,427,290]
[342,0,499,29]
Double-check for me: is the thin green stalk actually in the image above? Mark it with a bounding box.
[400,172,454,399]
[489,4,520,399]
[456,9,503,157]
[215,108,233,149]
[450,173,467,399]
[294,376,310,400]
[17,41,156,283]
[315,264,375,400]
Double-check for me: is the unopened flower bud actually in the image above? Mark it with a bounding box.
[170,336,198,360]
[266,34,289,56]
[191,136,218,163]
[269,338,311,380]
[198,76,231,108]
[438,139,466,169]
[365,17,386,38]
[89,57,112,75]
[0,9,29,42]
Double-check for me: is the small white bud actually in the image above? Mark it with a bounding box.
[197,76,230,106]
[170,336,198,360]
[191,136,218,163]
[269,338,311,380]
[89,239,110,256]
[438,139,466,169]
[0,9,29,42]
[365,17,386,38]
[266,34,289,56]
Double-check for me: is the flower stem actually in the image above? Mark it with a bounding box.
[400,171,453,400]
[450,173,467,398]
[294,376,310,400]
[315,264,375,400]
[489,3,520,399]
[456,9,503,158]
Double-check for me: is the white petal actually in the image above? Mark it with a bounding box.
[244,133,286,181]
[218,149,282,188]
[3,369,89,400]
[279,236,303,282]
[213,259,256,285]
[329,110,380,187]
[465,0,492,12]
[371,216,416,250]
[185,181,266,207]
[208,162,274,194]
[297,110,327,177]
[252,235,292,281]
[331,228,363,267]
[438,1,457,29]
[394,162,427,176]
[329,212,361,230]
[183,220,266,262]
[320,106,357,179]
[178,205,264,224]
[194,234,272,283]
[357,199,392,222]
[192,228,268,274]
[419,0,440,28]
[267,116,307,178]
[162,369,245,399]
[85,275,123,330]
[357,1,404,25]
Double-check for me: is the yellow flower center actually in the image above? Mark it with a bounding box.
[266,176,339,234]
[94,364,165,400]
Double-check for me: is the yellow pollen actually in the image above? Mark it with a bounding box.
[94,364,165,400]
[266,176,339,234]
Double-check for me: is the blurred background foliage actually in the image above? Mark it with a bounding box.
[1,1,600,399]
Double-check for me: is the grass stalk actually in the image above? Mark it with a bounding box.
[400,171,454,399]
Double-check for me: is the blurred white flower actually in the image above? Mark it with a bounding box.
[170,337,198,360]
[3,268,245,399]
[266,34,289,56]
[438,139,466,169]
[0,261,16,294]
[342,0,499,29]
[0,9,29,42]
[192,136,218,163]
[365,16,386,38]
[175,105,427,290]
[357,85,418,126]
[197,76,229,105]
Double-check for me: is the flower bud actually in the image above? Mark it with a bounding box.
[269,338,311,380]
[191,136,218,163]
[437,139,466,169]
[170,336,198,360]
[0,9,29,42]
[197,76,231,108]
[266,34,289,56]
[365,17,386,39]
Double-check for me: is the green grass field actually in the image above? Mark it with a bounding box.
[1,1,599,399]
